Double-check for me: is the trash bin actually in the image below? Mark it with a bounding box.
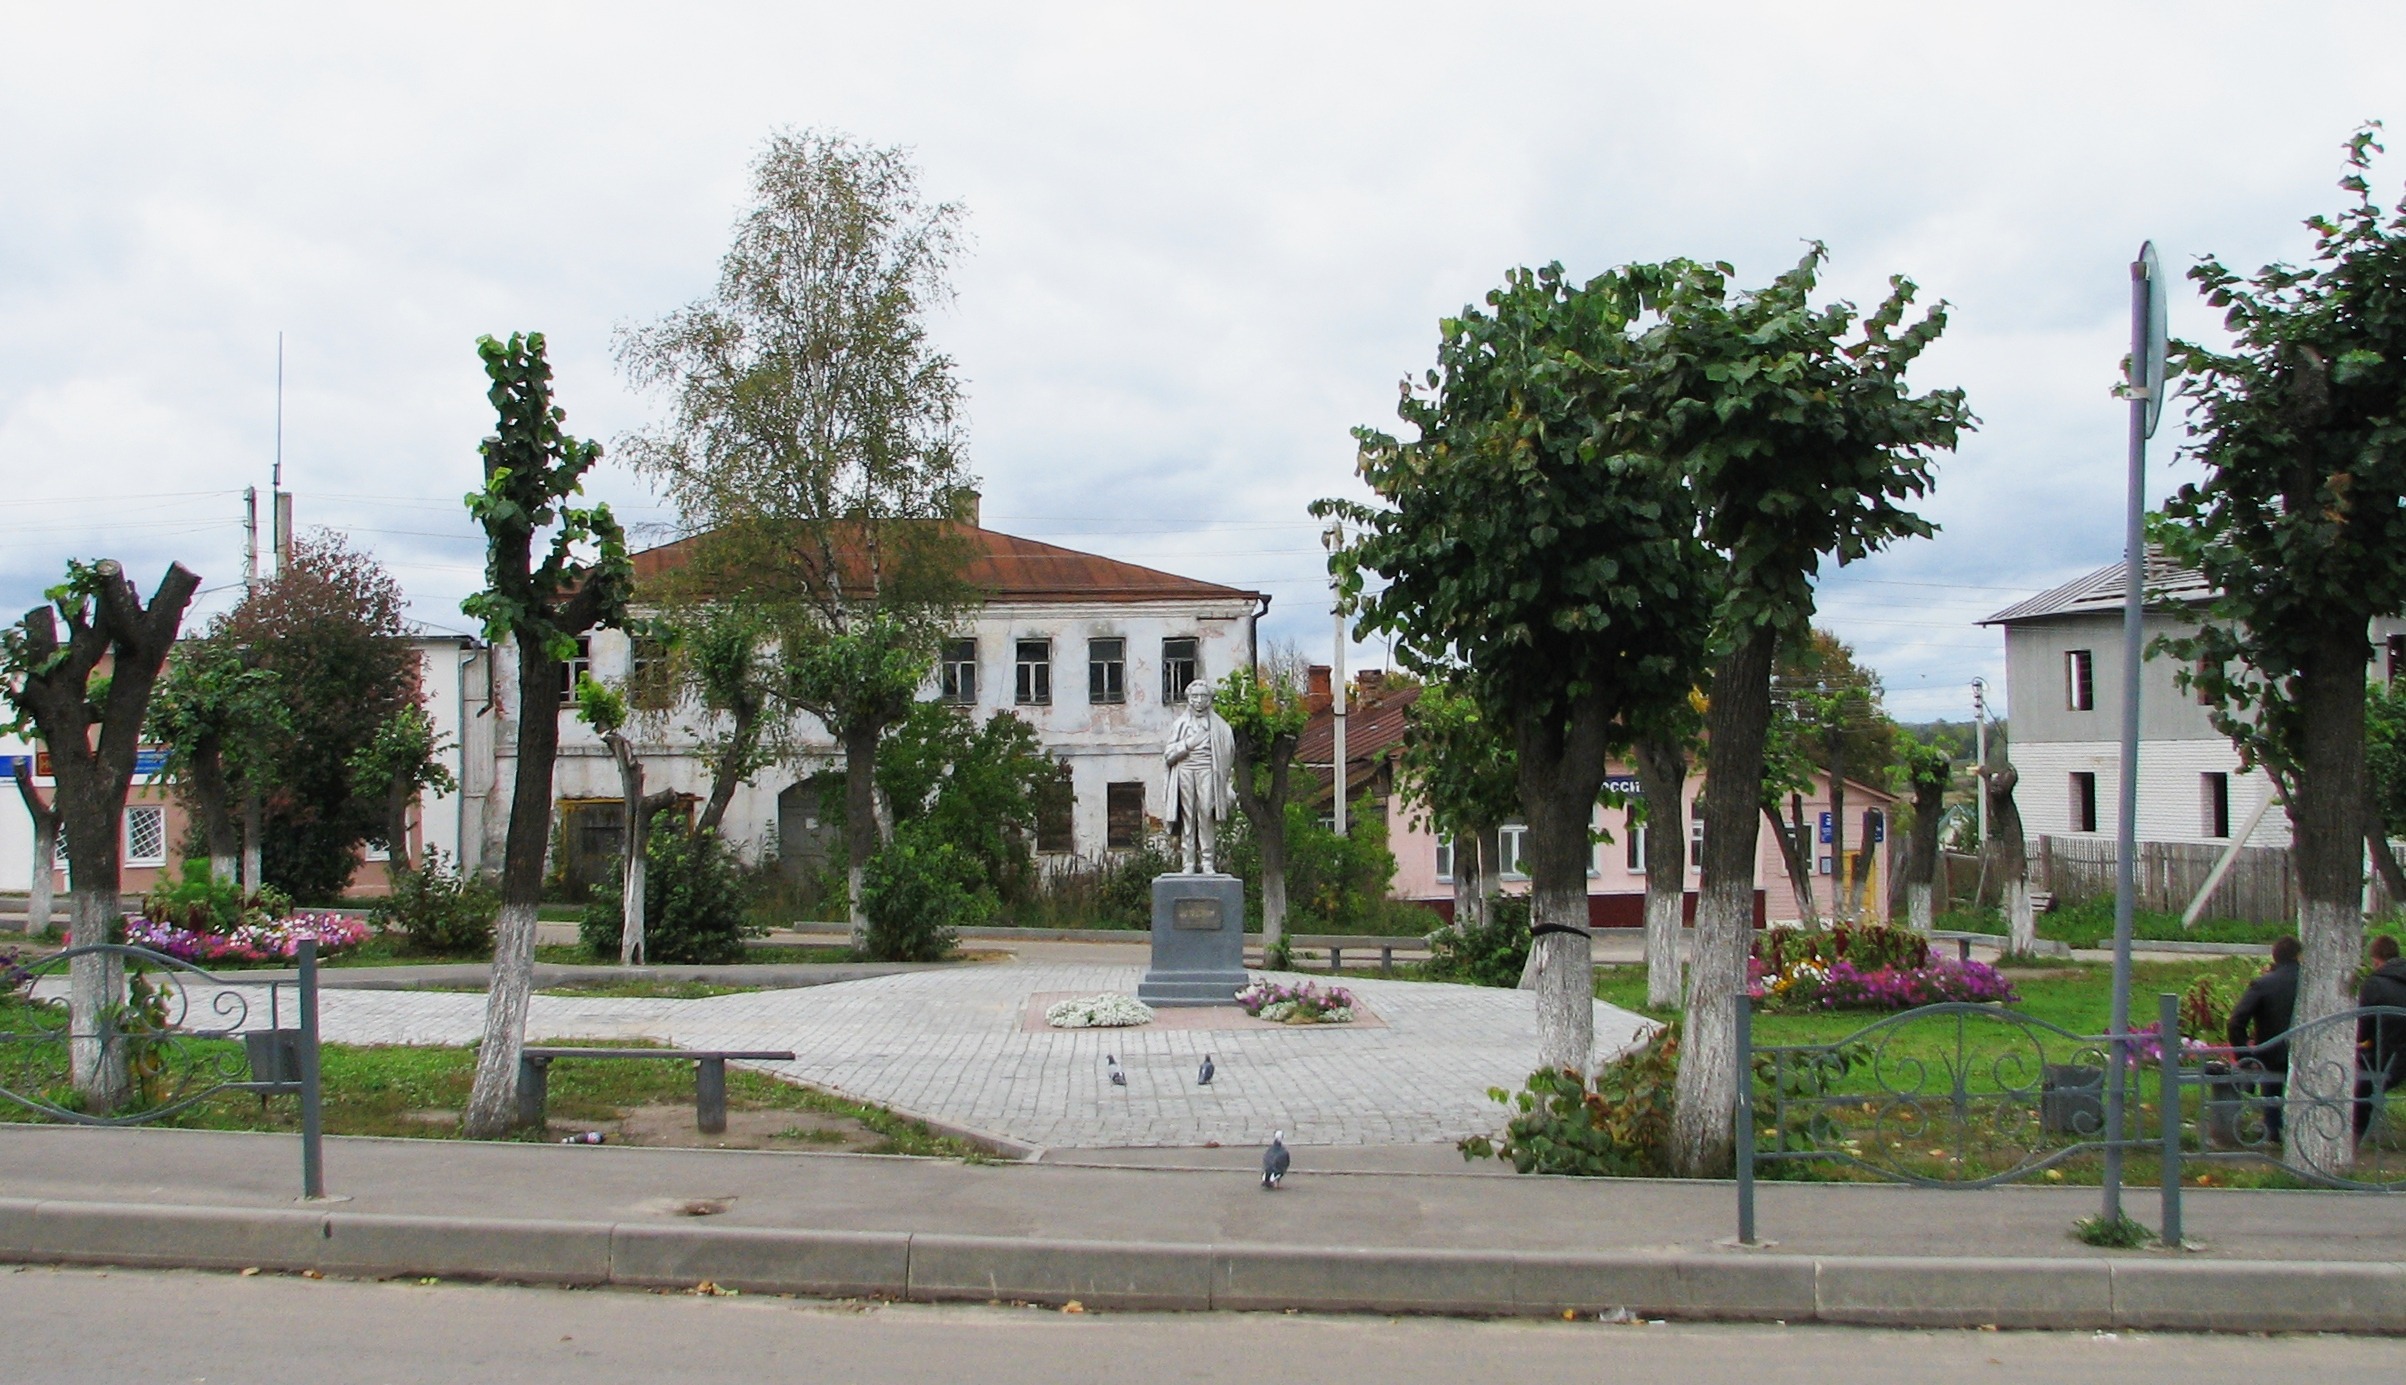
[2042,1063,2104,1136]
[244,1029,301,1087]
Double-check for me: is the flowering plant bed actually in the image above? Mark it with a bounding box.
[1750,955,2017,1011]
[123,912,370,965]
[1044,993,1155,1029]
[1235,979,1356,1025]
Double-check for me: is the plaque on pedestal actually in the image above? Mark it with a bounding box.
[1136,873,1249,1006]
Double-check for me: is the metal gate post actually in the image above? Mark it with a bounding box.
[297,939,325,1200]
[2157,991,2183,1247]
[1736,993,1755,1244]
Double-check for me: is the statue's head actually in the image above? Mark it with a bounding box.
[1184,680,1211,715]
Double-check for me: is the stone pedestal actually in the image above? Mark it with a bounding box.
[1136,873,1249,1007]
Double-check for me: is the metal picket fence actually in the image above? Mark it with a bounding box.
[0,940,327,1197]
[1736,993,2406,1245]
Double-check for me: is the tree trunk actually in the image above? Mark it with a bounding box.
[186,733,241,884]
[608,731,647,966]
[384,778,415,876]
[464,642,567,1138]
[58,781,130,1108]
[1904,775,1946,933]
[1982,762,2032,955]
[242,793,262,895]
[13,763,57,935]
[2363,782,2405,914]
[1228,727,1297,949]
[1827,734,1850,924]
[696,699,760,837]
[1451,824,1486,931]
[843,723,883,951]
[1670,624,1777,1178]
[1516,698,1612,1075]
[1765,801,1821,931]
[1636,735,1688,1010]
[2285,634,2371,1175]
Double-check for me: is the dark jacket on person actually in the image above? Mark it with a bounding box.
[2227,961,2300,1071]
[2355,958,2406,1077]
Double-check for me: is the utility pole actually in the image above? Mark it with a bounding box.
[1971,677,1990,848]
[272,332,293,572]
[243,487,259,590]
[1323,519,1347,837]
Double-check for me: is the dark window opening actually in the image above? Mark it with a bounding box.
[1016,638,1052,706]
[558,636,593,706]
[1161,636,1200,704]
[2071,771,2099,833]
[1089,637,1126,705]
[1106,781,1145,849]
[1034,763,1074,853]
[941,638,977,704]
[2066,649,2095,711]
[2204,772,2231,839]
[630,636,673,711]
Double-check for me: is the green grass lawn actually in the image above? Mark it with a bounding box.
[0,1012,979,1158]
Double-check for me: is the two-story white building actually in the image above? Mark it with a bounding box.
[1982,552,2405,854]
[475,508,1267,892]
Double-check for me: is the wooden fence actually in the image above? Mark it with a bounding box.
[2036,835,2297,923]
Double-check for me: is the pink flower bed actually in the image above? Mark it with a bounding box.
[124,912,369,965]
[1750,956,2018,1011]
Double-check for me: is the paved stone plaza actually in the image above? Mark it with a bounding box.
[176,964,1654,1150]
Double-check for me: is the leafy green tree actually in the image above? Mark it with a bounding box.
[1215,660,1312,949]
[148,637,285,885]
[1323,261,1721,1074]
[459,331,633,1139]
[876,700,1052,915]
[2,559,200,1107]
[1662,248,1970,1177]
[618,130,976,947]
[347,704,456,875]
[2155,128,2406,1172]
[211,534,417,900]
[574,675,649,964]
[650,601,783,835]
[1398,671,1519,937]
[1781,630,1896,921]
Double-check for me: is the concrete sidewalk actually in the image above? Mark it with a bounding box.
[2,1126,2401,1330]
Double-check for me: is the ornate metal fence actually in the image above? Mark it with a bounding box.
[0,940,325,1197]
[1736,993,2406,1245]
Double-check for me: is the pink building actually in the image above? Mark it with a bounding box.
[1298,672,1897,928]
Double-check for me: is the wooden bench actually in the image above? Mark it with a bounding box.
[516,1046,796,1134]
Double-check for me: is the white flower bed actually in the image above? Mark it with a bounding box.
[1257,999,1354,1025]
[1045,993,1155,1029]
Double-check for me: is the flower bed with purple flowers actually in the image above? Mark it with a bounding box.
[123,912,369,965]
[1235,978,1356,1024]
[1750,955,2018,1012]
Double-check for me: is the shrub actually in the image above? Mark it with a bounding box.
[859,818,987,962]
[1755,922,1930,974]
[582,815,759,964]
[141,861,292,933]
[369,848,497,957]
[1461,1023,1680,1176]
[1422,895,1531,988]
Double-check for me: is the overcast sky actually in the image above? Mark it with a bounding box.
[3,3,2401,721]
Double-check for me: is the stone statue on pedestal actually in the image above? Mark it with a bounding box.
[1164,680,1235,874]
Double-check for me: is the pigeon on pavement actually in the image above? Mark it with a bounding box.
[1107,1055,1126,1088]
[1262,1131,1289,1190]
[1197,1054,1215,1086]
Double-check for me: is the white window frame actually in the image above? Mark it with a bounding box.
[1688,800,1706,872]
[1498,824,1528,880]
[1434,833,1454,884]
[1015,638,1052,706]
[558,635,593,707]
[124,805,167,867]
[941,638,978,705]
[1626,810,1648,874]
[2066,648,2095,712]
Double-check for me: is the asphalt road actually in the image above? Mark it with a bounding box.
[5,1264,2391,1384]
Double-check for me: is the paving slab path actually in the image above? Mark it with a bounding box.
[134,963,1653,1151]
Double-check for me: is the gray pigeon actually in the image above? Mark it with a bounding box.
[1107,1055,1126,1088]
[1261,1131,1289,1190]
[1197,1054,1215,1086]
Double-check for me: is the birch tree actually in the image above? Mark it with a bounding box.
[2155,128,2406,1173]
[459,332,632,1138]
[11,761,57,935]
[1323,261,1719,1076]
[617,130,975,949]
[575,676,648,965]
[1662,249,1970,1177]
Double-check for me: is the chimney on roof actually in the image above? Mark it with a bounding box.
[1356,669,1386,693]
[1306,664,1332,714]
[952,489,981,527]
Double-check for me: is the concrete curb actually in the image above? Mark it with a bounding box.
[2,1197,2400,1331]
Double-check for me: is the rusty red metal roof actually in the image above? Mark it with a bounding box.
[631,522,1265,606]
